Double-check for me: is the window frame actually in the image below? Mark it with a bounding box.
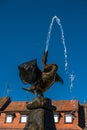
[54,114,59,123]
[54,112,60,123]
[20,114,27,123]
[64,113,73,123]
[5,114,13,123]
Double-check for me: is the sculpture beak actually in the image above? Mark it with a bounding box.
[55,73,64,84]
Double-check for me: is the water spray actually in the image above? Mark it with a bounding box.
[45,15,68,71]
[45,15,75,104]
[69,73,75,93]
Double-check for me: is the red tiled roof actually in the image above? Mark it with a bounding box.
[0,97,10,110]
[3,99,79,112]
[52,100,79,111]
[4,101,28,112]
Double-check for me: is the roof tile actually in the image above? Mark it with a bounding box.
[3,99,79,112]
[0,97,10,110]
[4,102,28,112]
[52,100,79,111]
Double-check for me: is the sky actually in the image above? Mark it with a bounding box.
[0,0,87,103]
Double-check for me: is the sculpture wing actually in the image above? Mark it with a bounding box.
[18,59,42,84]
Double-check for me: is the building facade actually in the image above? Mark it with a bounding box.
[0,97,86,130]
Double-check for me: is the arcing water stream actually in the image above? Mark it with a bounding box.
[45,16,76,108]
[45,16,68,71]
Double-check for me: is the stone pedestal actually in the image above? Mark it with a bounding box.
[24,97,56,130]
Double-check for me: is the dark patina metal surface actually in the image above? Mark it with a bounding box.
[18,51,63,97]
[24,98,56,130]
[18,50,63,130]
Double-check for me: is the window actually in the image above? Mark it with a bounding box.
[6,115,13,123]
[65,113,73,123]
[20,115,27,123]
[54,114,59,123]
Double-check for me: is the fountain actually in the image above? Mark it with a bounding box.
[18,15,75,129]
[18,50,63,130]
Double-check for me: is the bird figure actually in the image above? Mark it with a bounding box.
[18,51,63,97]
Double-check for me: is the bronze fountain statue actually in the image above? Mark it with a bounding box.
[18,50,63,130]
[18,51,63,97]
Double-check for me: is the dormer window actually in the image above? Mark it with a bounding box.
[64,113,73,123]
[5,114,13,123]
[54,112,60,123]
[20,115,27,123]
